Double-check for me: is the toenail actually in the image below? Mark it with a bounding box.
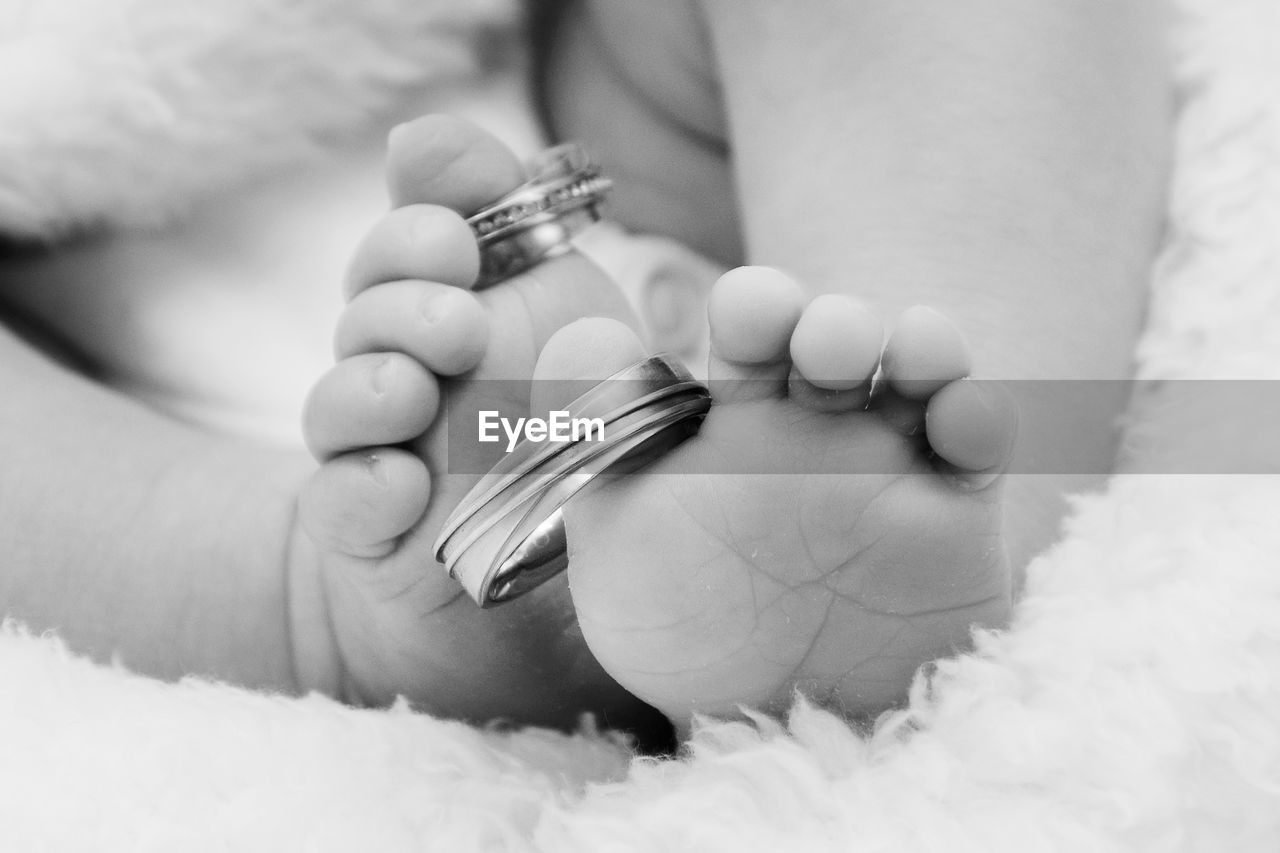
[364,452,390,489]
[418,292,449,324]
[963,379,1015,422]
[967,380,996,412]
[370,354,394,396]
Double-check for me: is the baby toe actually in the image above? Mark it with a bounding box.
[336,280,489,376]
[344,205,480,298]
[707,266,806,402]
[303,353,440,461]
[788,294,883,411]
[298,448,431,559]
[926,378,1019,488]
[530,317,648,415]
[386,115,526,213]
[882,306,972,401]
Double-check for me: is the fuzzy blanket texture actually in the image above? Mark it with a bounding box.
[2,0,1279,850]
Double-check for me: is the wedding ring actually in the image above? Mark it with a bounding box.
[481,397,709,603]
[433,355,704,548]
[467,144,613,289]
[434,354,711,607]
[438,391,708,588]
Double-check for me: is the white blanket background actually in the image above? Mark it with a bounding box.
[1,0,1279,849]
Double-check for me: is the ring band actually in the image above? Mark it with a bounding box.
[466,144,612,289]
[434,355,711,607]
[481,396,709,603]
[438,390,708,586]
[433,357,705,549]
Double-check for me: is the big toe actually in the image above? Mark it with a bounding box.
[530,318,648,415]
[386,115,526,212]
[386,116,641,374]
[707,266,806,403]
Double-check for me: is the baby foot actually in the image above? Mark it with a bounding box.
[558,267,1017,724]
[290,116,659,733]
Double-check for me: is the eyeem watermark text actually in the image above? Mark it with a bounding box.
[478,410,606,453]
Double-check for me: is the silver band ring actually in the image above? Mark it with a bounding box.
[434,354,711,607]
[466,143,612,289]
[433,361,705,550]
[438,389,706,586]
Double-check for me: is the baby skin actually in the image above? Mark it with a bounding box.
[298,117,1016,729]
[290,115,655,731]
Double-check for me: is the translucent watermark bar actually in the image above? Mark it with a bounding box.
[437,379,1280,475]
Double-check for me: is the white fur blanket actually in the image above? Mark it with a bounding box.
[2,0,1279,850]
